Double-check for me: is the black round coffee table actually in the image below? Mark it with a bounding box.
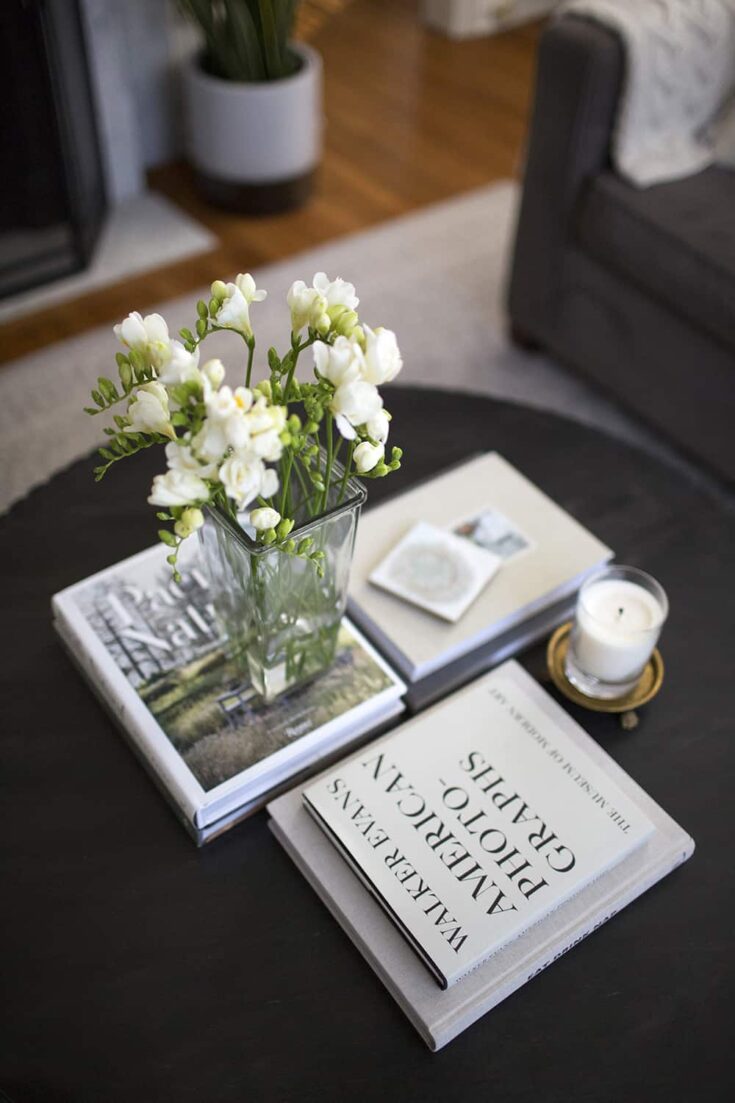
[3,388,733,1102]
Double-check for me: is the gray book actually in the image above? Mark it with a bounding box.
[347,453,613,707]
[268,662,694,1049]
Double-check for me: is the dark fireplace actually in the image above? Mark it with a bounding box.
[0,0,107,300]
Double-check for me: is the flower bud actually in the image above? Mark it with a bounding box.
[174,506,205,539]
[211,280,228,302]
[251,506,281,532]
[201,358,225,389]
[353,440,384,474]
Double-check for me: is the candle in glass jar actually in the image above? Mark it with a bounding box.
[574,579,662,681]
[566,567,668,697]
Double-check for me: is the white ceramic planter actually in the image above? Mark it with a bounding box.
[183,43,323,213]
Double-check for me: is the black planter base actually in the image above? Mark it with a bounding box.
[193,167,316,215]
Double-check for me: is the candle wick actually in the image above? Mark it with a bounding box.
[617,607,624,619]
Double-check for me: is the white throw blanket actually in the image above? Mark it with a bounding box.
[562,0,735,186]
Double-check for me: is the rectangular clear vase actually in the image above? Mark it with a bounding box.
[198,457,367,702]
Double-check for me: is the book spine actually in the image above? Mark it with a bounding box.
[54,614,201,830]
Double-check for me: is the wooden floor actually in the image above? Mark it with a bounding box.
[0,0,540,364]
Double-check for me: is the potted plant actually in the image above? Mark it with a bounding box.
[179,1,322,213]
[85,271,404,701]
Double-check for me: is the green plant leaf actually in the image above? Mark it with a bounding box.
[257,0,282,79]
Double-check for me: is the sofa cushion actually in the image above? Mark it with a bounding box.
[575,168,735,353]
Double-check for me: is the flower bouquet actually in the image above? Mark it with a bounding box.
[86,272,403,699]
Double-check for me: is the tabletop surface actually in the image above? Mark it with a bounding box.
[2,388,734,1103]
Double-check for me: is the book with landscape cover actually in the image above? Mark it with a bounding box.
[268,661,694,1048]
[52,542,405,844]
[348,453,613,709]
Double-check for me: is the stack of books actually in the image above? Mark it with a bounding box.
[348,453,612,709]
[52,542,405,844]
[54,452,693,1047]
[268,661,693,1049]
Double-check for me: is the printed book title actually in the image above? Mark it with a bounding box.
[322,745,577,958]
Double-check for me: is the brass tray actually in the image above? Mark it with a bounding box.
[546,621,664,716]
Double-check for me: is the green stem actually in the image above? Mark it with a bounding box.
[279,450,295,516]
[338,440,355,503]
[245,338,255,388]
[283,334,316,402]
[321,413,334,514]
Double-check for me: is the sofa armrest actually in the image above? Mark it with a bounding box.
[508,15,624,338]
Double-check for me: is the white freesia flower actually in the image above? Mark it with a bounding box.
[250,506,281,531]
[261,466,279,498]
[247,396,287,461]
[219,454,265,507]
[353,441,384,473]
[174,507,205,539]
[213,273,266,337]
[148,468,209,508]
[113,311,171,371]
[313,272,359,311]
[331,379,383,440]
[225,414,250,452]
[157,341,201,386]
[362,325,403,385]
[165,440,217,481]
[313,337,363,386]
[192,420,227,465]
[201,358,226,390]
[287,281,329,334]
[125,382,175,439]
[206,385,237,421]
[366,408,390,444]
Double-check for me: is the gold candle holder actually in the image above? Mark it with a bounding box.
[547,622,664,729]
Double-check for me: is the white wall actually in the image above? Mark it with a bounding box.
[80,0,197,202]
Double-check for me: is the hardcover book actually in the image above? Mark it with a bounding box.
[269,662,694,1047]
[348,453,613,709]
[52,542,405,844]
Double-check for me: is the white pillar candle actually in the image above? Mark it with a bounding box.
[567,567,668,696]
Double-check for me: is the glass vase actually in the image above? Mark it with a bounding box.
[198,457,366,702]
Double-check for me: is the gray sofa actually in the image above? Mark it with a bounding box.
[508,13,735,484]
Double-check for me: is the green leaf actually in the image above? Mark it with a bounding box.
[99,377,117,402]
[224,0,265,81]
[257,0,282,79]
[83,407,98,416]
[119,362,133,391]
[158,529,177,547]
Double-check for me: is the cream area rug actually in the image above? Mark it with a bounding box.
[0,180,673,513]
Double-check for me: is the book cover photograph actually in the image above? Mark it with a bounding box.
[302,662,657,989]
[53,543,405,837]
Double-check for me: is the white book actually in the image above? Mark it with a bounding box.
[52,541,405,844]
[268,662,694,1047]
[348,453,613,684]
